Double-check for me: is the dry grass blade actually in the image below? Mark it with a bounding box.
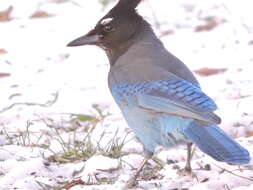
[213,163,253,181]
[0,92,59,113]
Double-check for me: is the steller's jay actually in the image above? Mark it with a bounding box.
[67,0,250,186]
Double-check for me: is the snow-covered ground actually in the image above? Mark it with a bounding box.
[0,0,252,189]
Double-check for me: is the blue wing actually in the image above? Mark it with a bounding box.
[112,78,221,124]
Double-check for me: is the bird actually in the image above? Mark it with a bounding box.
[67,0,250,186]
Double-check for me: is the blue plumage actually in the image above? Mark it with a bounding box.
[183,123,250,164]
[112,78,250,164]
[112,78,217,112]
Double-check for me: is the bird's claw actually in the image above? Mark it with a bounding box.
[177,166,194,177]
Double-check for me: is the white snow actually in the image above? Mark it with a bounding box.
[0,0,252,189]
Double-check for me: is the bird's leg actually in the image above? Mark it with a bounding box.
[177,143,194,176]
[126,157,150,188]
[185,143,193,173]
[134,157,150,179]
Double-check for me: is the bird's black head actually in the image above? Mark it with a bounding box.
[67,0,146,51]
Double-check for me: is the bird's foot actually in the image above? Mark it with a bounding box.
[125,172,138,188]
[124,157,150,188]
[177,166,195,177]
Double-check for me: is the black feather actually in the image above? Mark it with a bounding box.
[109,0,141,14]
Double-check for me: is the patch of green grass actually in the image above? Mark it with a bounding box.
[98,128,131,159]
[2,103,132,182]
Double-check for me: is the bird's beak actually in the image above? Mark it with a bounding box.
[67,30,100,47]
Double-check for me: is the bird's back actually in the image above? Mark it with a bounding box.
[108,30,199,88]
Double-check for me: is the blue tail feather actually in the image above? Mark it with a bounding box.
[182,123,250,164]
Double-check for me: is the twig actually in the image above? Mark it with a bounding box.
[69,0,83,8]
[213,163,253,181]
[0,92,59,114]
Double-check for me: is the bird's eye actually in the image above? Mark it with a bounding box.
[103,24,114,32]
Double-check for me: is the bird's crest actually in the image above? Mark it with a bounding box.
[99,0,142,27]
[110,0,142,12]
